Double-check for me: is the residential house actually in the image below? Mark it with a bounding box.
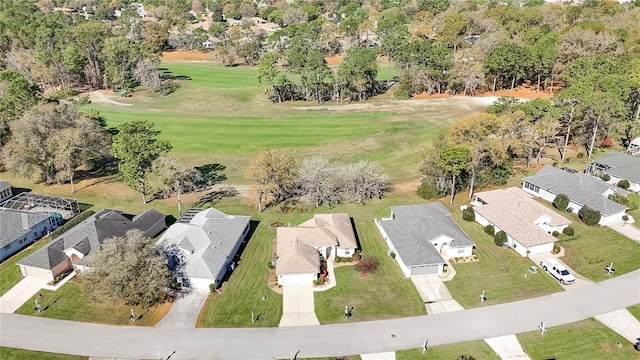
[472,187,572,257]
[0,181,12,203]
[523,166,628,225]
[18,209,165,281]
[156,208,250,290]
[627,137,640,157]
[257,22,281,33]
[0,209,59,262]
[375,203,475,277]
[249,17,266,24]
[202,37,222,49]
[276,213,357,285]
[586,152,640,193]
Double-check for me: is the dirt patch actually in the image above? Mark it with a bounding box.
[162,51,213,61]
[88,90,133,106]
[413,85,551,100]
[293,96,499,113]
[326,55,343,65]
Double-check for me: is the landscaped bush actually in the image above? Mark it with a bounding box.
[562,226,574,236]
[209,283,216,293]
[623,215,629,221]
[346,257,353,262]
[390,252,396,259]
[335,256,342,263]
[355,257,379,274]
[317,277,325,285]
[552,231,560,238]
[553,194,569,211]
[313,279,318,285]
[267,261,275,269]
[617,179,630,190]
[552,243,561,254]
[601,138,615,147]
[393,84,411,99]
[352,253,361,261]
[462,206,475,222]
[493,231,507,247]
[579,206,601,226]
[608,193,639,210]
[492,231,506,246]
[601,174,611,181]
[484,224,495,235]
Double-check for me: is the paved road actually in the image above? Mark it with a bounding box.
[1,270,639,359]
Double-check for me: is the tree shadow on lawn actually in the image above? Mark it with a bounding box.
[216,220,260,291]
[37,296,61,312]
[159,68,192,81]
[196,187,239,206]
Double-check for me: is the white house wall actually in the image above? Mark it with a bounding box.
[606,174,640,192]
[278,273,316,285]
[190,277,216,291]
[336,247,356,257]
[599,211,626,226]
[394,253,412,278]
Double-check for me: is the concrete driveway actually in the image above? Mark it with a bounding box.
[0,277,48,314]
[595,309,640,344]
[411,275,464,314]
[529,253,594,290]
[607,220,640,242]
[155,290,209,328]
[484,334,531,360]
[279,284,320,327]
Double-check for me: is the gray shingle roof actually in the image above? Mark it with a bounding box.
[18,209,166,270]
[523,166,628,216]
[0,181,11,193]
[156,208,250,281]
[380,203,475,267]
[0,209,52,248]
[591,152,640,184]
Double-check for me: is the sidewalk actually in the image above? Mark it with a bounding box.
[484,334,531,360]
[0,277,48,314]
[155,290,209,328]
[595,309,640,344]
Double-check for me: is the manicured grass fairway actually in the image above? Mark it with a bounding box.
[518,318,640,359]
[396,340,500,360]
[14,281,170,326]
[160,62,258,89]
[85,106,396,154]
[0,347,86,360]
[441,198,563,309]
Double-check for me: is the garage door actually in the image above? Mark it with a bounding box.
[411,265,438,276]
[282,273,314,285]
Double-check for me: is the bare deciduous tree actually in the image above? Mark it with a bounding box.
[298,156,339,207]
[134,59,162,92]
[153,156,203,215]
[338,160,390,204]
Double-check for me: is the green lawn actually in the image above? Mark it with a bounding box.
[315,219,425,324]
[14,281,170,326]
[396,340,500,360]
[534,200,640,282]
[0,348,86,360]
[518,318,640,359]
[441,199,563,309]
[200,194,426,327]
[160,63,258,89]
[626,193,640,222]
[627,304,640,321]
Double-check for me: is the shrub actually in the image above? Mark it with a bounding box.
[562,226,574,236]
[552,231,560,238]
[553,194,569,211]
[462,206,475,222]
[493,231,507,246]
[484,224,495,235]
[267,261,275,270]
[623,215,629,221]
[579,206,601,226]
[49,210,96,240]
[417,182,444,200]
[608,193,639,210]
[346,257,353,262]
[352,253,361,261]
[209,283,216,293]
[601,174,611,181]
[355,257,379,274]
[393,85,411,99]
[335,256,342,263]
[312,279,318,286]
[617,179,630,190]
[317,277,325,285]
[577,152,584,159]
[601,138,615,147]
[552,243,561,254]
[390,252,396,259]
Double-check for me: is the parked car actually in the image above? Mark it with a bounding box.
[540,258,576,284]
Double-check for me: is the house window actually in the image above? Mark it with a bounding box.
[344,249,351,255]
[524,182,540,193]
[458,249,465,254]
